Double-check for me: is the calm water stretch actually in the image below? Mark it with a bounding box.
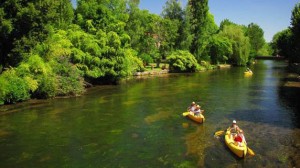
[0,60,299,167]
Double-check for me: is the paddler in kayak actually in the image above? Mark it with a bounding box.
[246,67,252,73]
[229,120,240,139]
[194,105,202,117]
[187,102,196,113]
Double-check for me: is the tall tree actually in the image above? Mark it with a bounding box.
[271,29,293,58]
[125,0,146,52]
[162,0,183,20]
[0,0,74,68]
[75,0,128,34]
[206,13,218,35]
[188,0,209,61]
[290,2,300,63]
[219,19,236,31]
[206,34,232,64]
[179,6,193,51]
[246,23,266,58]
[219,24,250,66]
[162,0,182,50]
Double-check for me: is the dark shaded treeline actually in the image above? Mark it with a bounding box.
[271,3,300,69]
[0,0,271,104]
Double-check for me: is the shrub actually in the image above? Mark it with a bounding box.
[140,53,154,65]
[51,57,85,96]
[123,49,145,75]
[34,74,57,98]
[0,69,30,104]
[167,50,200,72]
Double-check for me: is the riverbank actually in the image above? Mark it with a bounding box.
[133,63,231,77]
[0,63,231,106]
[282,73,300,88]
[283,63,300,88]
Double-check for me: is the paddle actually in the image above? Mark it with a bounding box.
[214,130,225,136]
[214,127,230,136]
[247,147,255,156]
[183,110,205,117]
[182,112,190,116]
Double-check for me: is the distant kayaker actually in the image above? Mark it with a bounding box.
[229,120,240,139]
[246,67,252,73]
[187,102,196,113]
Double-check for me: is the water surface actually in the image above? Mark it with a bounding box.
[1,60,299,167]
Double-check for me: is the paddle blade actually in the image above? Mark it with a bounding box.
[247,147,255,156]
[214,130,224,136]
[182,112,190,116]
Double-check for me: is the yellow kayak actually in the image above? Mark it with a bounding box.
[225,129,247,158]
[183,112,205,123]
[244,71,253,76]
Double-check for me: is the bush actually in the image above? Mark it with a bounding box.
[34,74,57,98]
[200,61,214,70]
[51,57,85,96]
[140,53,153,65]
[0,69,30,104]
[167,50,200,72]
[123,49,145,74]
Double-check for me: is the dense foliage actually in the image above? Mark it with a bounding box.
[246,23,266,58]
[0,0,270,104]
[188,0,209,61]
[272,2,300,64]
[167,50,200,72]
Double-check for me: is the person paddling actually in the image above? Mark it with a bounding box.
[246,67,252,73]
[187,102,196,113]
[194,105,202,117]
[228,120,240,139]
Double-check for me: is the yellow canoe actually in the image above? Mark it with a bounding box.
[186,113,205,123]
[244,71,253,76]
[225,129,247,158]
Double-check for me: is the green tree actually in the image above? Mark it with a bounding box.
[134,12,160,65]
[0,0,74,68]
[76,0,128,34]
[162,0,183,50]
[206,35,233,64]
[246,23,266,58]
[257,43,271,56]
[206,13,218,35]
[156,17,179,66]
[188,0,209,60]
[219,25,250,66]
[162,0,183,20]
[290,2,300,63]
[271,29,293,57]
[219,19,236,31]
[125,0,143,50]
[179,7,193,51]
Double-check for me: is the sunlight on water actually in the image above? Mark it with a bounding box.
[144,110,173,124]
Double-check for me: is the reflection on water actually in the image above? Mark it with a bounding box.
[0,60,300,167]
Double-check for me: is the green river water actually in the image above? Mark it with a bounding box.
[0,60,299,167]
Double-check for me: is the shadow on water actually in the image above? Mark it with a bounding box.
[278,85,300,127]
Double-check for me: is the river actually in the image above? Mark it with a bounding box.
[0,60,299,167]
